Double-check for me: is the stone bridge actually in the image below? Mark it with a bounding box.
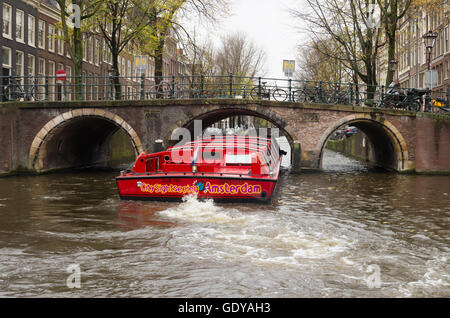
[0,99,449,175]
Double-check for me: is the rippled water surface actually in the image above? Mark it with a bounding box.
[0,150,449,297]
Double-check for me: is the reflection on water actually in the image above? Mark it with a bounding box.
[0,150,449,297]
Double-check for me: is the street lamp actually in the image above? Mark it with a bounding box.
[422,30,438,112]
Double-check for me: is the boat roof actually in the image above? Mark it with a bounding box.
[168,136,276,152]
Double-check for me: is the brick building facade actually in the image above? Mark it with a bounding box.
[1,0,186,102]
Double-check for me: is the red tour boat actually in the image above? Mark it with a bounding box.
[116,135,285,202]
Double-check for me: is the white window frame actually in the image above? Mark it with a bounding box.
[15,51,24,77]
[28,15,36,47]
[48,24,55,52]
[2,46,12,69]
[57,29,64,55]
[38,20,45,49]
[48,60,55,101]
[27,54,35,77]
[90,37,94,64]
[37,58,45,97]
[2,3,12,39]
[16,9,25,43]
[95,39,100,66]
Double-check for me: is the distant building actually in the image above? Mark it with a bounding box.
[377,5,449,99]
[1,0,187,102]
[1,0,39,100]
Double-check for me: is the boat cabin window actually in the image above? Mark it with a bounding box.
[202,149,221,161]
[146,157,159,172]
[225,154,252,166]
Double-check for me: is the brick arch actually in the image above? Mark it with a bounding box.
[316,113,410,171]
[164,105,298,146]
[28,108,143,171]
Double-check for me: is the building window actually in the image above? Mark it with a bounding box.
[48,25,55,52]
[15,51,24,78]
[48,60,55,100]
[2,46,12,69]
[16,9,25,42]
[83,35,87,61]
[127,60,131,79]
[38,20,45,49]
[446,60,449,80]
[38,58,45,98]
[445,27,449,53]
[2,3,12,38]
[28,15,36,47]
[27,54,35,77]
[57,29,64,55]
[57,63,64,73]
[90,37,94,64]
[95,39,100,65]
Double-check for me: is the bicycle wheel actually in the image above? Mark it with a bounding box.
[250,86,265,100]
[272,88,288,102]
[156,81,171,98]
[29,86,40,101]
[292,90,306,102]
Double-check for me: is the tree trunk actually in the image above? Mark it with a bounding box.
[112,52,122,100]
[385,34,396,87]
[73,27,83,100]
[154,39,165,99]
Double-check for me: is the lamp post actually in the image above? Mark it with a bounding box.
[422,30,438,112]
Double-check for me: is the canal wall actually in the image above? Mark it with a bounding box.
[326,133,375,163]
[415,114,450,174]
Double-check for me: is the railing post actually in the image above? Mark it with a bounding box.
[171,75,175,99]
[140,73,145,100]
[381,85,385,108]
[349,82,354,105]
[200,74,205,98]
[319,81,323,103]
[229,73,233,98]
[258,77,262,100]
[77,75,83,101]
[288,79,292,102]
[45,76,49,101]
[109,74,114,100]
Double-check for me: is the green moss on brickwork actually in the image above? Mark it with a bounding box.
[326,134,370,162]
[107,129,136,168]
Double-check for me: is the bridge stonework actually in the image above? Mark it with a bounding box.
[0,99,449,175]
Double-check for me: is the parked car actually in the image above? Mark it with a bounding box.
[344,126,358,137]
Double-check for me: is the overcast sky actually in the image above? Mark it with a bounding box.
[187,0,307,79]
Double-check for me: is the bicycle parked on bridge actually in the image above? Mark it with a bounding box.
[383,82,426,111]
[2,76,40,101]
[250,81,288,101]
[292,85,325,103]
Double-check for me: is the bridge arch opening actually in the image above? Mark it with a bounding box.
[318,115,408,172]
[29,109,143,172]
[172,107,296,168]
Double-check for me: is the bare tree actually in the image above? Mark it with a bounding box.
[291,0,385,103]
[138,0,230,97]
[95,0,151,100]
[214,32,267,79]
[55,0,102,99]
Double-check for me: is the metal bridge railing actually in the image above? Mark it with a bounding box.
[0,74,448,114]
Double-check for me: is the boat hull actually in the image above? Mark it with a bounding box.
[116,175,277,203]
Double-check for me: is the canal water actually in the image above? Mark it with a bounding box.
[0,150,448,297]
